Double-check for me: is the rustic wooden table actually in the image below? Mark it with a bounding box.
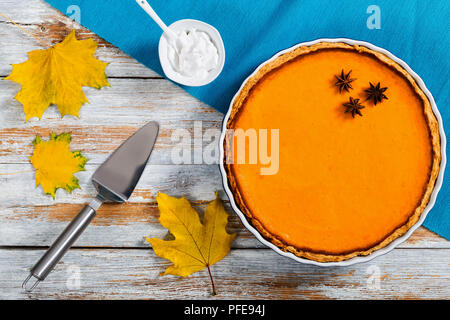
[0,0,448,300]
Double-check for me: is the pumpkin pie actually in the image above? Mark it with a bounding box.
[224,42,441,262]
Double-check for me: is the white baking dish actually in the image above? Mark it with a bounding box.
[218,38,446,267]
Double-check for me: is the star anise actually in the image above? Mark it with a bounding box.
[343,97,365,118]
[335,69,356,93]
[365,82,388,105]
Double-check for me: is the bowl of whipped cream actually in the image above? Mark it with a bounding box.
[158,19,225,86]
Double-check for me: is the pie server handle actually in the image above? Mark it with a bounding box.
[22,196,103,292]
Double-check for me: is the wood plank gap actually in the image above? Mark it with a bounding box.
[1,246,447,251]
[0,21,35,27]
[0,75,164,80]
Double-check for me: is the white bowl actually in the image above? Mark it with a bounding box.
[218,38,446,267]
[158,19,225,87]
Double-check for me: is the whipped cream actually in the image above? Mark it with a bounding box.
[167,28,219,80]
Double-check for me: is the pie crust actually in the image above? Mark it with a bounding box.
[224,42,441,262]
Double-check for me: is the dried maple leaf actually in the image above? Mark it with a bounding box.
[146,192,236,295]
[30,132,87,198]
[5,29,109,121]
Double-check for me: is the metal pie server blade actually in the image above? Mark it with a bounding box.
[92,121,159,202]
[22,121,159,291]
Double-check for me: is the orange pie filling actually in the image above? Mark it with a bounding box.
[225,43,441,262]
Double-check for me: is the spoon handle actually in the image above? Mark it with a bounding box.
[136,0,177,39]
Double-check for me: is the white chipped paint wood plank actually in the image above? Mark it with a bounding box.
[0,199,263,249]
[1,204,446,249]
[0,162,447,249]
[0,78,223,165]
[0,163,224,205]
[0,0,159,77]
[0,248,449,299]
[1,200,446,249]
[0,77,218,127]
[0,77,216,124]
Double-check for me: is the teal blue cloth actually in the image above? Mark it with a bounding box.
[45,0,449,239]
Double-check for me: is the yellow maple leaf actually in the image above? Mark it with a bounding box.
[30,132,88,198]
[5,29,109,121]
[146,192,236,295]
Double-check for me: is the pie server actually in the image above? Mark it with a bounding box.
[22,121,159,291]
